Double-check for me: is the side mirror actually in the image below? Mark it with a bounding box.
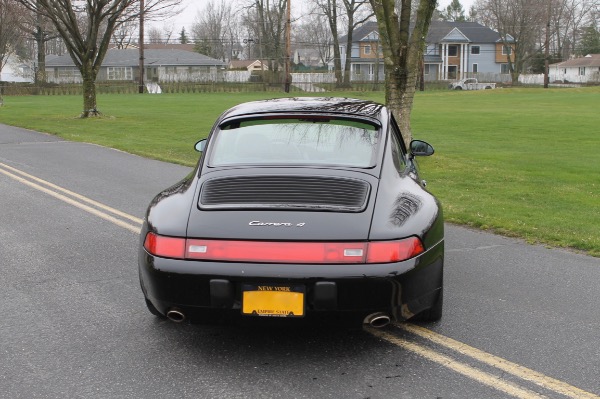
[194,139,206,152]
[410,140,434,157]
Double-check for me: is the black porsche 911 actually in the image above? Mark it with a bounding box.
[138,97,444,327]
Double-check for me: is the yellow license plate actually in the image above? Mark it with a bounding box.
[242,285,305,317]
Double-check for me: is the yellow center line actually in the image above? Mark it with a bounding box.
[396,323,600,399]
[0,161,143,225]
[0,164,141,234]
[366,327,548,399]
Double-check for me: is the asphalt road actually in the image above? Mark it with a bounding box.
[1,123,599,399]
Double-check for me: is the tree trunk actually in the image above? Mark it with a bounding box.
[320,0,343,86]
[81,61,99,118]
[35,27,47,84]
[342,13,354,87]
[371,0,436,148]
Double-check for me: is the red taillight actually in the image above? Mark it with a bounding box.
[186,239,367,263]
[366,237,425,263]
[143,232,186,259]
[144,233,424,263]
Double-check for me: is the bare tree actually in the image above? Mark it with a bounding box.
[242,0,287,72]
[550,0,597,59]
[339,0,375,86]
[293,12,334,67]
[0,0,25,78]
[369,0,437,146]
[112,19,138,49]
[147,26,164,43]
[313,0,344,84]
[191,0,237,60]
[17,5,61,84]
[15,0,182,118]
[474,0,546,83]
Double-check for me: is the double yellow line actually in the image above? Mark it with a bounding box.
[0,162,142,233]
[367,324,600,399]
[1,161,598,399]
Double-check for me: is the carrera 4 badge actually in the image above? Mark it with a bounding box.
[249,221,306,227]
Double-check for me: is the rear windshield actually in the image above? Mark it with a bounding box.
[208,117,379,168]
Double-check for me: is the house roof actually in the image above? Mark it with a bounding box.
[46,49,225,68]
[339,21,378,43]
[342,20,510,45]
[426,21,511,43]
[550,54,600,68]
[229,60,261,69]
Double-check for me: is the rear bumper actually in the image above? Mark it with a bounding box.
[139,239,443,321]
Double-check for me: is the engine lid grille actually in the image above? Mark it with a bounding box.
[200,175,370,211]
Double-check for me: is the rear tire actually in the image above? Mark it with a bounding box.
[412,288,443,322]
[145,298,166,318]
[454,86,462,90]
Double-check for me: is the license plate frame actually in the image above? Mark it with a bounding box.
[241,284,305,318]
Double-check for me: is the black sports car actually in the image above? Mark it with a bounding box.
[139,97,444,327]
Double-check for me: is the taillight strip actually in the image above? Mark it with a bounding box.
[144,232,424,264]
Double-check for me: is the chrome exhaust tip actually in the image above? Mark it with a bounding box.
[363,312,391,328]
[166,308,186,323]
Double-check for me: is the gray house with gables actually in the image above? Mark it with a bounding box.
[340,20,515,82]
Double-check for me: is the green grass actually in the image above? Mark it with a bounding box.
[0,88,599,257]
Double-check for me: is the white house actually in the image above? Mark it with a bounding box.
[0,55,33,82]
[549,54,600,84]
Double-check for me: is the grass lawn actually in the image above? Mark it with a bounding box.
[0,87,598,257]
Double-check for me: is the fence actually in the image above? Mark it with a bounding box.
[519,73,600,85]
[1,72,467,96]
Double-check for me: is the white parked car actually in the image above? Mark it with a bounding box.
[449,78,496,90]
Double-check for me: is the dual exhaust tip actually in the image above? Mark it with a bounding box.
[166,308,186,323]
[165,308,391,328]
[363,312,391,328]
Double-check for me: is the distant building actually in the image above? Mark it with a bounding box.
[550,54,600,84]
[0,56,33,83]
[44,48,225,83]
[228,60,269,72]
[339,20,515,82]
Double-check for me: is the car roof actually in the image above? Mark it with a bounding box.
[217,97,386,124]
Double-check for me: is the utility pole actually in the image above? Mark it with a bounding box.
[543,0,550,89]
[138,0,145,94]
[284,0,291,93]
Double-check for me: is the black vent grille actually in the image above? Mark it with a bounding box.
[200,175,370,211]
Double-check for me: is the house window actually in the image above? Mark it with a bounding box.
[563,68,567,74]
[502,46,512,55]
[363,45,371,55]
[501,63,510,74]
[448,45,458,57]
[448,65,457,79]
[165,66,176,74]
[472,63,478,73]
[107,67,132,80]
[424,64,431,75]
[579,67,586,76]
[57,67,79,79]
[471,46,480,55]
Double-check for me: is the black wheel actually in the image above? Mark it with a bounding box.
[145,298,166,318]
[412,288,443,322]
[454,86,462,90]
[485,86,492,89]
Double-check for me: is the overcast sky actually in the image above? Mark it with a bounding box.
[160,0,477,35]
